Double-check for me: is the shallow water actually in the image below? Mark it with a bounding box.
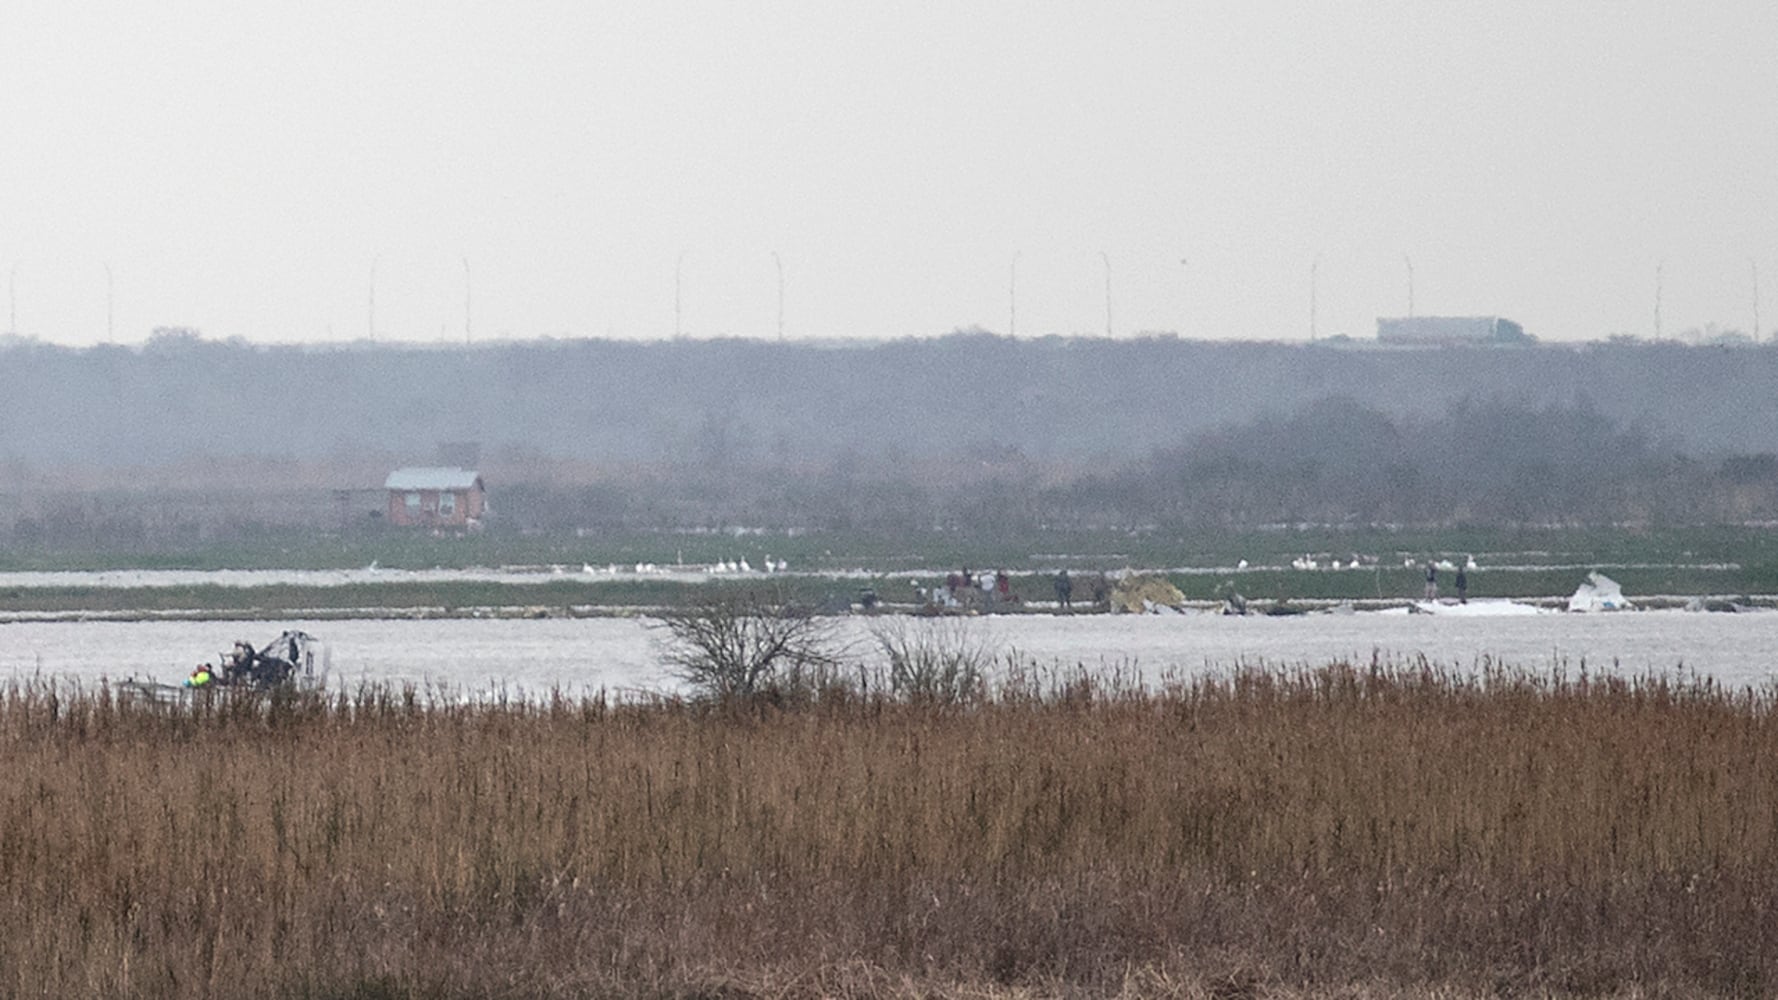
[4,609,1775,696]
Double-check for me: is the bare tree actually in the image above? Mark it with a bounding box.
[870,617,992,704]
[657,591,840,699]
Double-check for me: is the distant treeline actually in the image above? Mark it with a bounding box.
[497,396,1776,534]
[3,330,1778,470]
[6,403,1778,554]
[1071,396,1778,529]
[3,332,1778,545]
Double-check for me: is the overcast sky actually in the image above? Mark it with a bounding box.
[1,1,1773,346]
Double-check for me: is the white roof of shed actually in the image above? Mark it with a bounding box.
[385,467,482,491]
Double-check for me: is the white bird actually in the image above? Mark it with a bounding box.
[1236,559,1248,569]
[739,558,752,573]
[583,563,596,575]
[1465,554,1478,570]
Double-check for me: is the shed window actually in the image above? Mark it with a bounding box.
[404,492,421,515]
[439,491,457,516]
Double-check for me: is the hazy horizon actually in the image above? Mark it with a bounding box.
[2,1,1772,348]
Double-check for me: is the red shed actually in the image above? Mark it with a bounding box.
[384,467,486,528]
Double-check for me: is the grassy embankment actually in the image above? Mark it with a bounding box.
[0,563,1770,619]
[4,521,1774,575]
[4,662,1777,998]
[2,523,1775,616]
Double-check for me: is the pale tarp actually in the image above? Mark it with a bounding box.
[1110,573,1186,614]
[1567,572,1634,612]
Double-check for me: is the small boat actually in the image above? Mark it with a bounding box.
[121,629,328,700]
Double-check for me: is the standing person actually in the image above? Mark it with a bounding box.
[1090,573,1110,607]
[1054,569,1073,609]
[1423,561,1438,601]
[1455,566,1468,604]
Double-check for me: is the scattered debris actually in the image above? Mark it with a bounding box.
[1684,596,1763,613]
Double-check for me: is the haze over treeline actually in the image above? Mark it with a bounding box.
[3,331,1777,545]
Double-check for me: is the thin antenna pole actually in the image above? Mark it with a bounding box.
[1102,251,1112,337]
[1752,258,1761,342]
[1655,260,1664,340]
[675,252,685,338]
[104,263,114,340]
[1009,251,1020,336]
[1403,254,1414,318]
[368,259,378,341]
[772,251,784,340]
[1310,254,1321,341]
[462,257,472,344]
[1179,257,1189,335]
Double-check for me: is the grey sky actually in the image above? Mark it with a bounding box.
[2,1,1772,345]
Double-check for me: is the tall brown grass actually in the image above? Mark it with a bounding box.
[3,659,1776,998]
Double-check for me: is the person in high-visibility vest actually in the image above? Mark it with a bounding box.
[184,663,215,688]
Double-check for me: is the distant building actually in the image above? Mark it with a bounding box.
[384,467,486,528]
[1376,316,1529,346]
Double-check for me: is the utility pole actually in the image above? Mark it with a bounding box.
[1655,260,1664,340]
[1009,251,1020,336]
[1179,257,1189,336]
[1102,251,1112,337]
[772,251,784,340]
[1310,254,1321,341]
[1752,258,1761,342]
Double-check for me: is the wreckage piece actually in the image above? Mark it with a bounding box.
[1567,572,1634,612]
[1109,573,1187,614]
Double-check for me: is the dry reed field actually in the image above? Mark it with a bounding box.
[3,660,1777,999]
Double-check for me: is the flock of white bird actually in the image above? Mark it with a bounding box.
[1279,554,1478,572]
[575,558,789,576]
[705,557,789,574]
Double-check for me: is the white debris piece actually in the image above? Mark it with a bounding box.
[1407,598,1547,616]
[1568,571,1634,612]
